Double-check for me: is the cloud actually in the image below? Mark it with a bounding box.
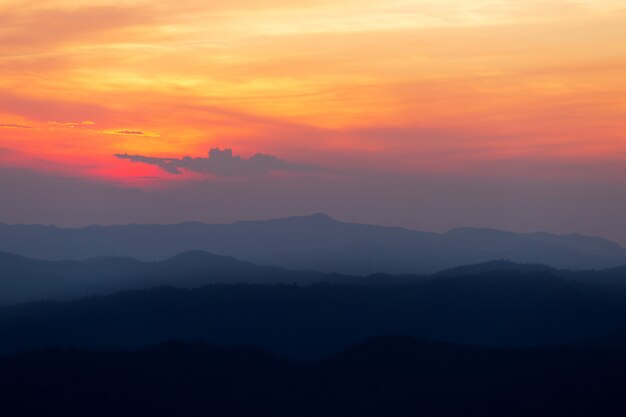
[0,123,34,129]
[115,130,145,135]
[100,129,159,137]
[49,121,95,128]
[115,148,317,177]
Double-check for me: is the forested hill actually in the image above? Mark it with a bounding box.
[3,337,626,417]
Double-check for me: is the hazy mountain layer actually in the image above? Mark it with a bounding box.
[2,214,625,274]
[4,246,626,305]
[0,250,339,304]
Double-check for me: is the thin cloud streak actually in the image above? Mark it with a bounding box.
[0,123,34,129]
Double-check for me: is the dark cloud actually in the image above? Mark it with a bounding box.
[0,123,34,129]
[115,148,317,177]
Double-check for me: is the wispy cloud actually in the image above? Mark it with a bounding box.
[115,130,145,135]
[0,123,34,129]
[102,129,159,137]
[115,148,317,176]
[49,121,95,128]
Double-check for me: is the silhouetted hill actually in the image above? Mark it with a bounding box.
[3,272,626,358]
[2,214,625,274]
[436,260,557,277]
[583,327,626,348]
[586,265,626,286]
[3,247,626,305]
[434,260,626,287]
[3,337,626,417]
[0,250,338,304]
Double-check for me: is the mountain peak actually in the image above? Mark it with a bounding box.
[446,227,512,236]
[436,260,556,277]
[307,213,335,221]
[275,213,338,223]
[165,250,232,262]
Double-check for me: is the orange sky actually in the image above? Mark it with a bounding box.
[1,0,625,186]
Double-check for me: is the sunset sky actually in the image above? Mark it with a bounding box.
[1,1,626,241]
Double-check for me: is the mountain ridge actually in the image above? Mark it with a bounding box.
[1,213,625,274]
[0,249,340,304]
[4,336,626,417]
[2,247,626,305]
[3,267,626,357]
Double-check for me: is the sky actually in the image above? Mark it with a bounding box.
[1,0,626,242]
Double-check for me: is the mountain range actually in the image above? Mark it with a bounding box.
[3,247,626,305]
[1,213,626,274]
[0,250,338,304]
[3,214,626,415]
[3,268,626,357]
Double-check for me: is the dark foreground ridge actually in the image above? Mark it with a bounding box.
[3,270,626,358]
[3,337,626,417]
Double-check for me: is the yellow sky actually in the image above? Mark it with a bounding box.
[0,0,625,184]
